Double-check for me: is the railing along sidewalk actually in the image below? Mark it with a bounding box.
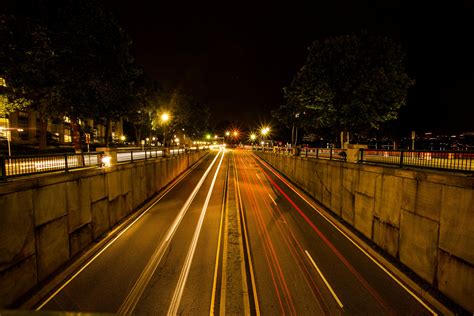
[359,149,474,172]
[0,151,104,179]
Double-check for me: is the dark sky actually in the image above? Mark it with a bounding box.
[103,1,474,134]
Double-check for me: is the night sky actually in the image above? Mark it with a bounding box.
[105,1,473,134]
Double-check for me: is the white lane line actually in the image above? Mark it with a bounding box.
[256,173,260,180]
[168,149,226,315]
[268,193,277,206]
[35,155,206,311]
[255,155,439,316]
[305,250,344,309]
[118,151,222,315]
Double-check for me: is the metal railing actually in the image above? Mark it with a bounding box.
[359,149,474,172]
[0,152,104,179]
[255,146,473,173]
[0,146,209,181]
[258,146,347,161]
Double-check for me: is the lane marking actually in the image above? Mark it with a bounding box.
[168,149,225,315]
[117,151,222,315]
[254,154,439,316]
[268,193,277,206]
[209,154,229,315]
[256,173,260,180]
[35,154,209,311]
[235,155,261,315]
[305,250,344,309]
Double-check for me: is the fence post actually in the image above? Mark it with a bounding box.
[316,148,319,159]
[131,151,134,162]
[330,147,333,160]
[359,148,364,163]
[400,150,404,168]
[0,155,6,181]
[64,154,69,172]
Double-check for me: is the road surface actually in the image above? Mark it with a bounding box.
[26,149,444,315]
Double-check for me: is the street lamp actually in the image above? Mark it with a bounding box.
[161,112,170,147]
[261,127,270,149]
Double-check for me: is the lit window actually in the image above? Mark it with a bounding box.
[63,116,71,123]
[64,129,71,142]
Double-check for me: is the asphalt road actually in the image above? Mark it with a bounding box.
[30,149,444,315]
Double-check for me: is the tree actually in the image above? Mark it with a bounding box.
[151,90,210,143]
[1,14,63,149]
[1,0,145,149]
[276,32,415,145]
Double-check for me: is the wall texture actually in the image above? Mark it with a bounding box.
[256,152,474,313]
[0,151,206,307]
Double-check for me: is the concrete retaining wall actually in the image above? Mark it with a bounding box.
[256,152,474,312]
[0,151,206,307]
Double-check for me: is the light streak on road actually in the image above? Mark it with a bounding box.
[118,151,222,315]
[168,149,225,315]
[253,153,439,316]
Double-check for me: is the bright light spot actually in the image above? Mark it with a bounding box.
[261,141,265,145]
[233,131,238,137]
[261,127,270,135]
[175,138,179,142]
[215,135,218,139]
[250,134,256,140]
[146,137,150,141]
[161,112,170,122]
[17,128,24,132]
[226,131,230,136]
[102,156,112,168]
[206,134,211,139]
[120,135,126,141]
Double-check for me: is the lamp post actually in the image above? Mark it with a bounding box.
[161,112,170,147]
[260,127,270,151]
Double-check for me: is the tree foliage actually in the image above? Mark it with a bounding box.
[275,32,415,138]
[151,90,210,139]
[1,0,148,147]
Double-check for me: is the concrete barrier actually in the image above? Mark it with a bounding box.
[256,152,474,313]
[0,151,207,308]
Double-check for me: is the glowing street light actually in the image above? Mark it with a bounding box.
[225,131,230,136]
[250,133,256,141]
[261,127,270,136]
[160,112,170,147]
[161,112,169,123]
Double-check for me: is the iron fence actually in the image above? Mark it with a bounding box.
[0,152,104,179]
[359,149,474,172]
[257,146,474,173]
[0,146,209,181]
[265,146,347,161]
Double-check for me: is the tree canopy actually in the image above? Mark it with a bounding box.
[274,32,415,140]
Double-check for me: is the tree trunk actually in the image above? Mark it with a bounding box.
[39,119,47,150]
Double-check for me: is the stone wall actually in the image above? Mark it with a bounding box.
[256,152,474,313]
[0,151,206,307]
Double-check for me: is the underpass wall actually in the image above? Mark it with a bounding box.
[255,152,474,312]
[0,151,206,308]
